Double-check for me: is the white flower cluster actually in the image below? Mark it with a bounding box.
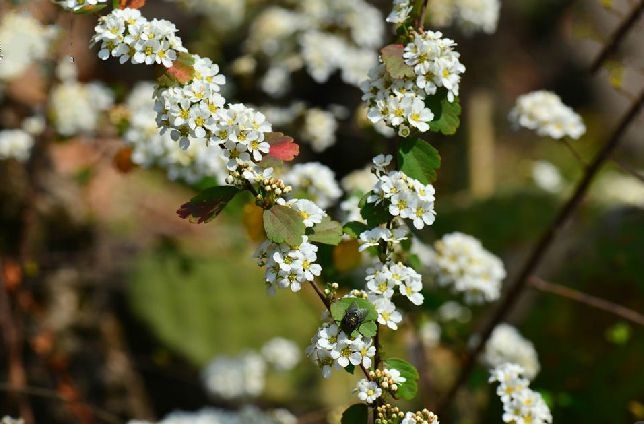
[489,363,553,424]
[365,261,424,326]
[281,163,343,209]
[484,324,540,380]
[532,160,564,193]
[0,12,58,81]
[254,230,322,294]
[301,108,338,152]
[0,129,34,162]
[430,232,506,304]
[92,8,186,67]
[201,351,266,400]
[129,406,296,424]
[386,0,413,24]
[362,31,465,136]
[123,82,228,184]
[153,53,285,190]
[509,90,586,140]
[261,337,301,371]
[244,0,383,87]
[49,59,114,137]
[366,156,437,230]
[426,0,501,34]
[1,416,24,424]
[306,320,375,378]
[55,0,108,12]
[356,367,407,404]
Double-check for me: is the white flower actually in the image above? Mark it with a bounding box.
[0,129,34,162]
[431,232,506,303]
[55,0,108,12]
[301,108,338,152]
[261,337,301,371]
[387,0,413,24]
[0,12,59,81]
[282,163,342,209]
[367,170,436,229]
[419,320,441,347]
[509,90,586,139]
[356,379,383,404]
[358,227,408,251]
[201,352,266,400]
[373,297,403,330]
[484,324,540,380]
[532,160,563,193]
[489,363,552,424]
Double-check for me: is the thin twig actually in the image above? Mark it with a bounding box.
[437,90,644,417]
[590,0,644,73]
[416,0,431,31]
[0,382,124,424]
[528,276,644,326]
[0,262,35,424]
[561,139,644,184]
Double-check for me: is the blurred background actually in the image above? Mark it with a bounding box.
[0,0,642,423]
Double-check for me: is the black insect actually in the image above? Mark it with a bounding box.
[340,302,368,335]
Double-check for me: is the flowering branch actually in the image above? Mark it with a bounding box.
[437,89,644,417]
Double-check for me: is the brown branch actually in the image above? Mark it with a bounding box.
[561,139,644,184]
[437,90,644,417]
[416,0,431,31]
[590,0,644,73]
[0,261,35,424]
[528,276,644,326]
[0,382,124,424]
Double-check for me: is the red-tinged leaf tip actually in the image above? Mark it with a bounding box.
[113,146,136,173]
[381,44,415,79]
[165,62,194,84]
[269,140,300,161]
[119,0,146,9]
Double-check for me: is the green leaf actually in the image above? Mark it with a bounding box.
[330,298,378,322]
[344,364,356,375]
[341,404,368,424]
[263,205,306,247]
[343,221,369,238]
[396,137,441,184]
[384,358,420,400]
[360,202,391,227]
[176,186,240,224]
[381,44,416,79]
[308,217,343,245]
[358,321,377,337]
[425,88,461,135]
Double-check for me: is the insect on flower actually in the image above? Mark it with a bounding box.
[340,301,369,335]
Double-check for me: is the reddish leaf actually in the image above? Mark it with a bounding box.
[158,52,195,86]
[177,186,240,224]
[266,132,299,161]
[381,44,415,79]
[113,146,136,173]
[119,0,146,9]
[2,259,22,291]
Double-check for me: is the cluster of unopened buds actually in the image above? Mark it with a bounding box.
[375,405,439,424]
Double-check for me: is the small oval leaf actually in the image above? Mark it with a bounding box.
[308,217,343,245]
[177,186,240,224]
[341,404,368,424]
[263,204,306,246]
[396,138,441,184]
[384,357,420,400]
